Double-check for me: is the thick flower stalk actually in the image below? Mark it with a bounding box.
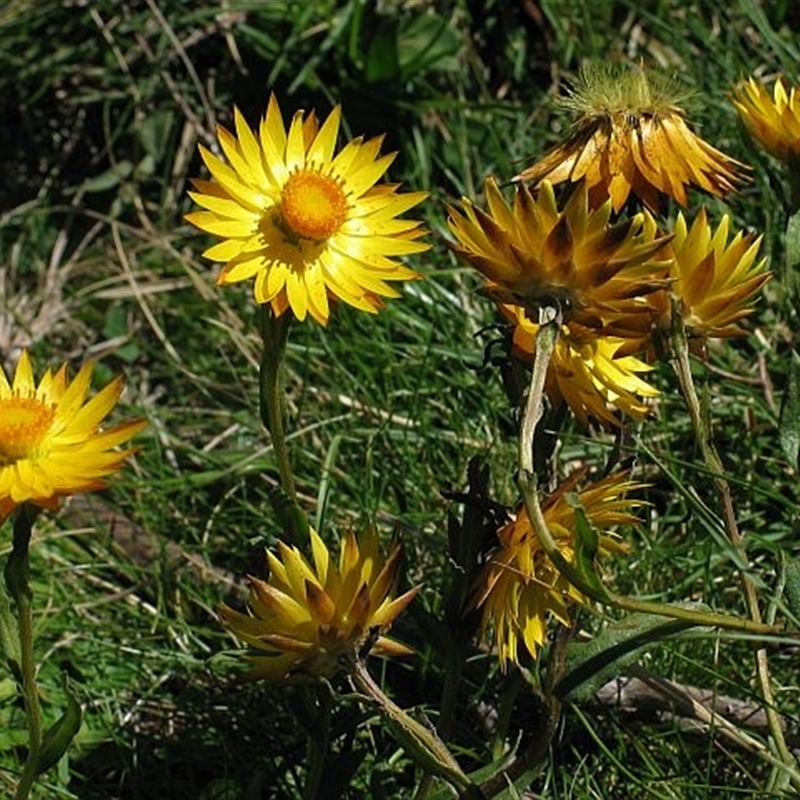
[0,351,145,522]
[219,527,419,680]
[447,178,669,335]
[499,302,658,427]
[186,95,429,325]
[731,76,800,162]
[516,63,746,212]
[660,209,770,340]
[471,471,643,667]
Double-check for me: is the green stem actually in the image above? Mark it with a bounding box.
[518,317,558,476]
[0,572,21,679]
[5,504,43,800]
[669,312,799,787]
[351,658,475,795]
[788,152,800,216]
[515,322,782,638]
[258,305,297,502]
[301,684,332,800]
[516,472,777,634]
[436,639,461,742]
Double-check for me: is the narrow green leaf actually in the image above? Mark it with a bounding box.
[75,161,132,194]
[779,350,800,469]
[567,495,606,598]
[555,610,701,702]
[364,19,400,84]
[786,210,800,296]
[783,559,800,622]
[397,14,462,80]
[268,486,310,543]
[37,675,82,775]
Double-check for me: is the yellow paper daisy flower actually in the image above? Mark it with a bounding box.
[471,471,642,667]
[515,64,746,212]
[219,527,420,681]
[0,351,146,521]
[447,179,669,334]
[662,209,770,339]
[732,76,800,162]
[186,95,429,325]
[499,303,658,427]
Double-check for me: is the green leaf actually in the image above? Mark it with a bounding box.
[779,350,800,469]
[786,210,800,296]
[37,674,82,776]
[783,559,800,622]
[555,610,701,702]
[364,18,401,84]
[75,161,133,194]
[397,14,462,80]
[567,494,607,599]
[268,486,310,543]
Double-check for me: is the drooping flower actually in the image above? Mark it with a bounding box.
[447,178,669,334]
[499,303,658,427]
[661,209,770,339]
[515,63,747,212]
[186,95,429,325]
[219,527,419,681]
[731,76,800,162]
[471,471,642,667]
[0,351,146,521]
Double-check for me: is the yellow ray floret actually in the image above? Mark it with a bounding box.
[471,471,643,667]
[219,527,420,680]
[186,95,429,325]
[447,178,670,335]
[499,303,658,428]
[0,351,145,521]
[731,76,800,162]
[662,209,770,339]
[515,64,747,212]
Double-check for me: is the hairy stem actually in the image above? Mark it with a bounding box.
[670,314,798,788]
[5,505,43,800]
[259,305,297,502]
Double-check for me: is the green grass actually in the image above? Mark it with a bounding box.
[1,0,800,797]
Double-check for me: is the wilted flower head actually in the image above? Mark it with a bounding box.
[219,528,419,681]
[447,178,669,334]
[516,63,747,212]
[731,76,800,162]
[186,95,429,325]
[0,351,145,521]
[471,471,642,667]
[499,303,658,427]
[661,209,769,340]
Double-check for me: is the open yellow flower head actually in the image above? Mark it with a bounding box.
[662,209,770,339]
[186,95,429,325]
[0,351,146,521]
[499,303,658,428]
[471,471,642,667]
[219,527,420,681]
[447,178,669,334]
[732,76,800,161]
[516,64,747,212]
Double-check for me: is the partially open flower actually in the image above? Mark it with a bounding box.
[661,209,770,339]
[0,351,145,522]
[187,95,429,325]
[731,76,800,162]
[471,471,642,667]
[516,64,747,212]
[499,303,658,427]
[447,179,669,334]
[219,528,419,681]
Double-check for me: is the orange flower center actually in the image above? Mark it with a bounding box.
[280,171,348,241]
[0,396,55,464]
